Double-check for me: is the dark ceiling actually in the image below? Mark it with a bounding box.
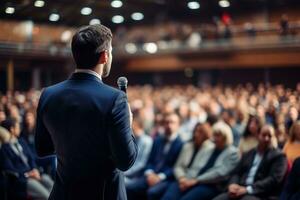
[0,0,299,28]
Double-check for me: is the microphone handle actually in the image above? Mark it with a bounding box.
[119,86,127,94]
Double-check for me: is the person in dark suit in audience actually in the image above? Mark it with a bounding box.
[0,118,53,200]
[280,157,300,200]
[213,124,288,200]
[161,121,240,200]
[35,24,138,200]
[126,112,183,200]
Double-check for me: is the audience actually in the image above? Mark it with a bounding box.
[161,121,239,200]
[0,83,299,200]
[126,113,183,200]
[213,125,288,200]
[283,121,300,165]
[0,118,53,200]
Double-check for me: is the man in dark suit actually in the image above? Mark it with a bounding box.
[126,113,183,200]
[280,157,300,200]
[213,125,287,200]
[0,118,53,200]
[35,24,138,200]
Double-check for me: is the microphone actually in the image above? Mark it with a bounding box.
[117,76,128,93]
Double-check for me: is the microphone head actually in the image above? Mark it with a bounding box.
[117,76,128,88]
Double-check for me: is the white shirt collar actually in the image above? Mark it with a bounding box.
[166,132,178,142]
[75,69,102,80]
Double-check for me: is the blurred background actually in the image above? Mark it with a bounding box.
[0,0,300,90]
[1,0,300,200]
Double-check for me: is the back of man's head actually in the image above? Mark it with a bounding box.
[71,24,113,69]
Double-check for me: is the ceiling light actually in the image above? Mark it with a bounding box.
[112,15,124,24]
[111,0,123,8]
[49,13,60,22]
[5,7,15,14]
[34,0,45,7]
[89,18,101,25]
[81,7,92,15]
[219,0,230,8]
[143,42,158,54]
[187,1,200,9]
[125,43,137,54]
[131,12,144,21]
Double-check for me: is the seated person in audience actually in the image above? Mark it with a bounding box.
[239,116,262,154]
[283,121,300,165]
[280,157,300,200]
[213,124,288,200]
[125,115,153,184]
[21,110,57,177]
[126,113,183,200]
[161,121,240,200]
[0,118,53,200]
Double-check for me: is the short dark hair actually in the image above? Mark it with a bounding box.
[71,24,113,69]
[1,118,17,132]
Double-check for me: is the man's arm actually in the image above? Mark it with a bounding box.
[35,90,55,157]
[109,92,138,171]
[125,136,152,176]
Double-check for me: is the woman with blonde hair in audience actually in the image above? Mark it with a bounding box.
[160,121,240,200]
[239,115,262,154]
[283,120,300,165]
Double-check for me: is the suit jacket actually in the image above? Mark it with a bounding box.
[229,147,288,198]
[144,134,183,180]
[174,140,215,179]
[0,138,36,198]
[195,145,239,184]
[35,72,138,200]
[280,157,300,200]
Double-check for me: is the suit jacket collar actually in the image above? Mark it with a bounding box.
[69,72,103,83]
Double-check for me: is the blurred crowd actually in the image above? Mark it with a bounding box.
[114,14,300,49]
[1,83,300,200]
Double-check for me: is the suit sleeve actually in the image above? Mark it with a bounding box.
[252,153,287,195]
[109,92,138,171]
[229,151,251,185]
[281,158,300,200]
[20,139,37,169]
[0,147,26,178]
[35,89,55,157]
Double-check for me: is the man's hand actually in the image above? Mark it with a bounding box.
[228,184,247,198]
[26,169,41,180]
[146,173,161,187]
[235,186,247,197]
[179,178,198,191]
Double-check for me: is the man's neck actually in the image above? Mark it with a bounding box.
[75,68,102,80]
[166,132,178,141]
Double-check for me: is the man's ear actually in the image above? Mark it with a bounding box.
[98,51,108,64]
